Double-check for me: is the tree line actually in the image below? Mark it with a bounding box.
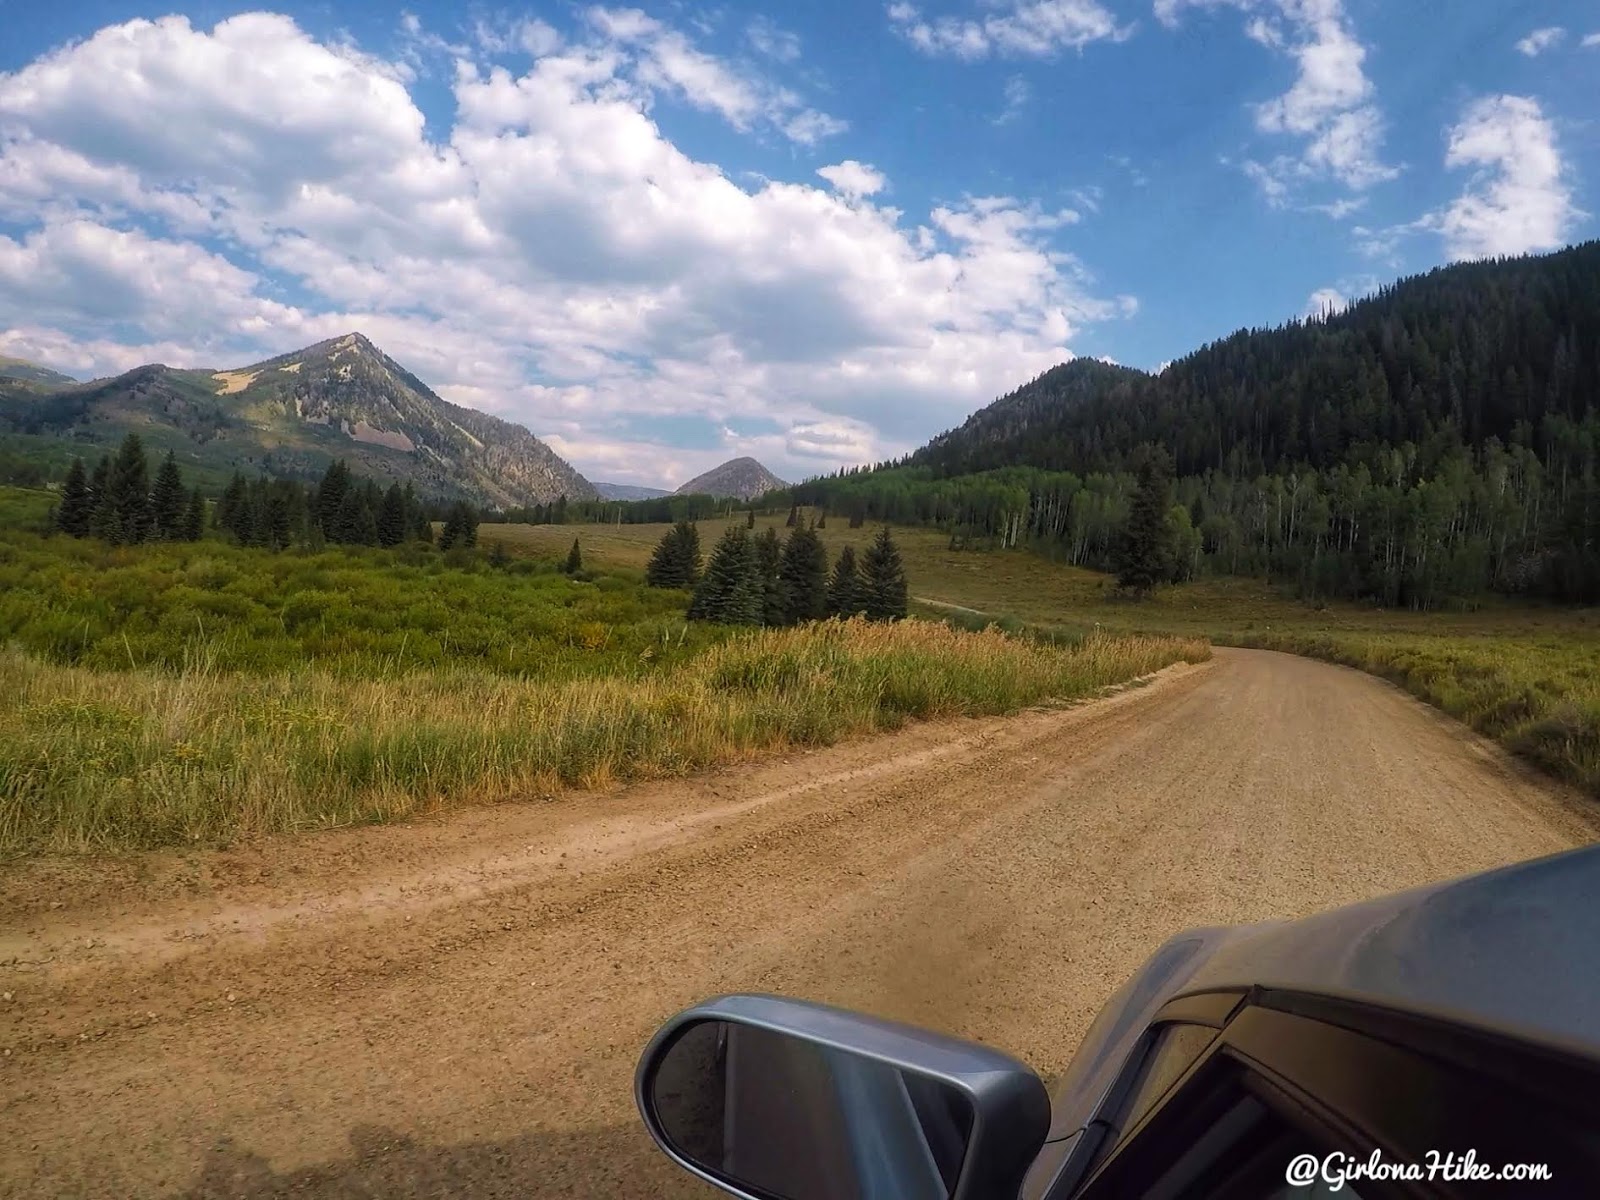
[645,520,908,626]
[484,492,742,527]
[213,459,480,551]
[770,243,1600,607]
[54,434,205,544]
[49,435,482,556]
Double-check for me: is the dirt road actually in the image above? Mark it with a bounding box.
[3,649,1596,1198]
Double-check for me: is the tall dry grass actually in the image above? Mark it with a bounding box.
[0,619,1208,856]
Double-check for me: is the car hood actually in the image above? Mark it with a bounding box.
[1047,843,1600,1140]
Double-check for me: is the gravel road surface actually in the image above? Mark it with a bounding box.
[3,649,1595,1198]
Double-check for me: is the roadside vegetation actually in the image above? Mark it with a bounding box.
[0,486,1206,856]
[490,512,1600,802]
[0,619,1207,856]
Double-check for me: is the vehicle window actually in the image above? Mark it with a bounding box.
[1118,1023,1217,1136]
[1133,1092,1364,1200]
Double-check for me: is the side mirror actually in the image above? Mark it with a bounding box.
[636,994,1051,1200]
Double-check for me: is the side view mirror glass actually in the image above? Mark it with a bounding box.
[636,995,1051,1200]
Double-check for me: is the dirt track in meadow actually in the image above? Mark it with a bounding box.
[3,648,1596,1198]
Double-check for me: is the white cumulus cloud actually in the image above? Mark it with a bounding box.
[1160,0,1396,200]
[0,11,1133,485]
[1304,286,1347,318]
[1515,27,1565,56]
[887,0,1130,60]
[816,161,888,199]
[1419,95,1582,260]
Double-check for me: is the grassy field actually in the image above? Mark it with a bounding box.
[496,514,1600,800]
[4,487,1594,857]
[0,623,1207,856]
[0,488,1209,856]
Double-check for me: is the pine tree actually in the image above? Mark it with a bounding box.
[180,487,205,541]
[488,540,510,568]
[376,483,408,547]
[89,471,120,540]
[149,451,186,539]
[860,526,908,621]
[645,527,676,587]
[755,526,785,626]
[56,458,91,537]
[217,473,250,541]
[352,495,379,546]
[826,545,865,618]
[315,460,351,539]
[405,485,432,543]
[677,521,703,584]
[105,433,152,544]
[688,525,762,625]
[333,488,366,544]
[778,526,829,624]
[785,504,799,528]
[1117,446,1175,595]
[564,537,583,575]
[746,508,756,529]
[438,503,467,550]
[647,522,702,588]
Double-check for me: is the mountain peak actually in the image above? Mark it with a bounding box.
[675,457,787,500]
[2,334,597,506]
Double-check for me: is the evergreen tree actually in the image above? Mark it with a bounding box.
[217,473,250,542]
[180,487,205,542]
[56,458,91,537]
[105,433,152,544]
[778,526,829,624]
[352,495,379,546]
[405,485,432,543]
[438,503,467,550]
[149,451,186,539]
[688,525,762,625]
[826,546,865,618]
[1117,446,1175,595]
[565,537,583,575]
[860,526,909,621]
[785,504,800,528]
[646,521,702,588]
[376,483,408,547]
[755,526,785,626]
[746,508,756,529]
[488,540,510,568]
[333,488,367,544]
[315,460,351,539]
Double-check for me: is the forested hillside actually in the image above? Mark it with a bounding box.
[781,242,1600,608]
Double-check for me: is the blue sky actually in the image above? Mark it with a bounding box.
[0,1,1594,487]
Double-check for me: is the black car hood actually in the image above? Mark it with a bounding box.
[1048,842,1600,1140]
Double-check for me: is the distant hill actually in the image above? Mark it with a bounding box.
[0,356,78,391]
[790,240,1600,607]
[910,358,1148,477]
[910,241,1600,481]
[594,481,672,500]
[675,457,787,500]
[0,333,596,506]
